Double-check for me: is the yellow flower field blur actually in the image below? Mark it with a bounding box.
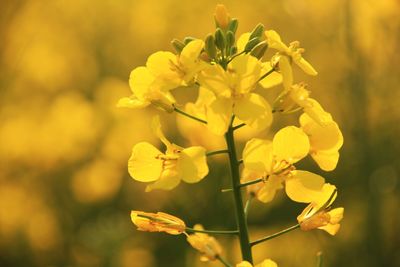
[0,1,399,266]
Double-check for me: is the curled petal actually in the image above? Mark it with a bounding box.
[117,96,150,109]
[285,170,325,203]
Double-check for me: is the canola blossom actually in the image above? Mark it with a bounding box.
[119,4,344,266]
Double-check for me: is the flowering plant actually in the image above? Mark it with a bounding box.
[119,5,344,266]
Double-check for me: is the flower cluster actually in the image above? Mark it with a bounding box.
[119,4,344,266]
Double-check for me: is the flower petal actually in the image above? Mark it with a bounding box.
[145,171,181,192]
[243,138,273,172]
[117,96,150,109]
[279,56,293,90]
[128,142,163,182]
[311,150,340,171]
[151,116,171,148]
[318,223,341,236]
[234,93,273,132]
[178,146,209,183]
[129,66,155,99]
[198,64,231,98]
[146,51,181,87]
[295,57,318,76]
[285,170,325,203]
[206,97,233,135]
[236,32,251,52]
[273,126,310,164]
[257,176,283,203]
[257,259,278,267]
[259,62,282,89]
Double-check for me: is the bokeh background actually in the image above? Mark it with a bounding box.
[1,0,399,266]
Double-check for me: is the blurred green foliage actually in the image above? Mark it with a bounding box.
[0,0,399,266]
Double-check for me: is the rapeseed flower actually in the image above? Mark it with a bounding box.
[187,224,223,262]
[128,116,208,191]
[131,211,186,235]
[237,259,278,267]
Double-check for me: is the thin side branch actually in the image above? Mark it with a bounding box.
[250,224,300,247]
[185,227,239,235]
[173,107,207,124]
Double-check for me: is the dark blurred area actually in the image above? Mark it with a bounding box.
[0,1,399,266]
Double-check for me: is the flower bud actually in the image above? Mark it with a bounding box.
[205,34,217,59]
[131,211,186,235]
[244,37,261,52]
[214,4,230,30]
[215,28,226,51]
[250,41,268,59]
[249,23,265,40]
[171,39,185,53]
[227,18,238,34]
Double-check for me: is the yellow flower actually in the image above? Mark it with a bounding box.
[297,188,344,235]
[265,30,318,88]
[128,116,209,191]
[237,259,278,267]
[117,40,207,111]
[300,112,343,171]
[131,211,186,235]
[198,54,273,135]
[176,87,225,149]
[187,224,223,262]
[242,126,337,203]
[214,4,230,29]
[274,83,332,126]
[237,32,282,89]
[117,66,176,112]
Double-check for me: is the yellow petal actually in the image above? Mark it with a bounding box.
[300,113,343,151]
[272,126,310,164]
[318,223,341,236]
[243,138,273,172]
[146,51,181,87]
[257,259,278,267]
[303,98,333,126]
[265,30,289,52]
[151,115,171,148]
[129,66,155,99]
[178,146,209,183]
[234,93,273,132]
[229,54,262,95]
[257,176,283,203]
[196,87,216,107]
[279,56,293,90]
[145,170,181,192]
[259,62,282,89]
[236,32,251,52]
[237,261,253,267]
[329,207,344,224]
[295,57,318,76]
[198,64,231,97]
[116,96,150,109]
[128,142,163,182]
[311,150,340,171]
[285,171,325,203]
[206,97,233,135]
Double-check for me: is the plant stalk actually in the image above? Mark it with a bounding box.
[225,125,253,263]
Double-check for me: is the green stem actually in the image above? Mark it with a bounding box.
[173,107,207,124]
[206,149,229,157]
[217,255,233,267]
[233,123,246,130]
[258,68,275,82]
[239,178,264,188]
[250,224,300,247]
[185,227,238,235]
[225,125,253,263]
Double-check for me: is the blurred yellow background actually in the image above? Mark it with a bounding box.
[0,0,399,266]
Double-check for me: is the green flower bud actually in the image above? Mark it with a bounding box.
[227,18,238,34]
[244,37,260,52]
[215,28,226,51]
[250,41,268,59]
[183,36,196,45]
[226,31,235,50]
[205,34,217,59]
[171,39,185,53]
[249,23,265,40]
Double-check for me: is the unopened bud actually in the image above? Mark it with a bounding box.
[244,37,260,52]
[249,23,265,40]
[250,41,268,59]
[227,18,238,34]
[183,36,196,45]
[171,39,185,53]
[214,28,226,51]
[214,4,230,30]
[205,34,217,59]
[226,31,235,50]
